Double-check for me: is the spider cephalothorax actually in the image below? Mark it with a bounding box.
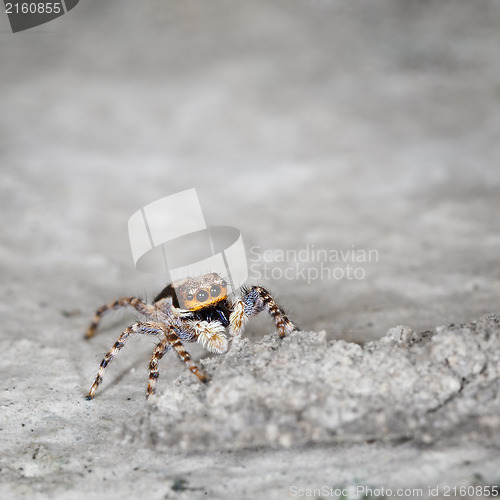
[171,272,228,310]
[85,272,298,399]
[153,272,232,327]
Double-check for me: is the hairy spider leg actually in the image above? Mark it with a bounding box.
[85,297,155,339]
[86,321,163,399]
[230,286,299,338]
[147,338,170,398]
[147,330,208,398]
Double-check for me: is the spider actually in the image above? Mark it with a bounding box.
[85,272,299,399]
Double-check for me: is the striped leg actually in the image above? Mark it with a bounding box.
[230,286,298,338]
[85,297,154,339]
[147,338,170,398]
[147,330,207,398]
[86,322,162,400]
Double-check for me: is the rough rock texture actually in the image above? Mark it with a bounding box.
[127,315,500,452]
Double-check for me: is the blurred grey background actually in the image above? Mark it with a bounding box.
[1,1,500,496]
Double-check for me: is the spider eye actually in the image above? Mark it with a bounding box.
[210,285,221,297]
[196,290,209,302]
[186,294,194,300]
[221,280,227,287]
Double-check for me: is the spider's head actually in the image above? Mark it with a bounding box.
[174,273,228,311]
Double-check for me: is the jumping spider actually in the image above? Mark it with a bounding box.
[85,273,298,399]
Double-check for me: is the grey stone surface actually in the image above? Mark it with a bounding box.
[2,0,500,498]
[126,315,500,452]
